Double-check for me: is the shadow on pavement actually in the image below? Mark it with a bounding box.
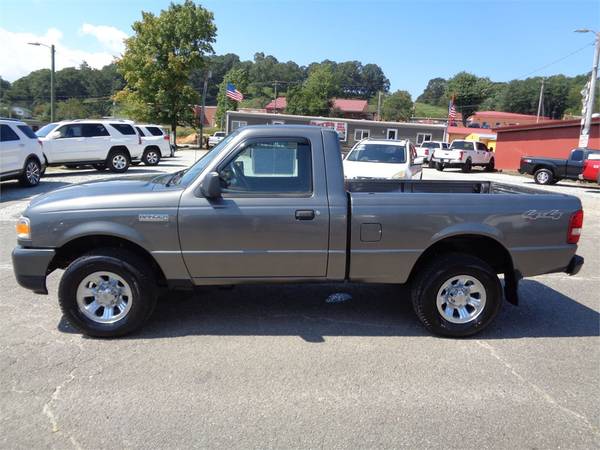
[522,180,600,191]
[58,279,599,341]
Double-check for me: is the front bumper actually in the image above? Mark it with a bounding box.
[565,254,584,276]
[12,246,55,294]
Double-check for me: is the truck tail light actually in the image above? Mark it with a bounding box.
[424,149,429,156]
[459,151,464,160]
[567,210,584,244]
[164,135,170,141]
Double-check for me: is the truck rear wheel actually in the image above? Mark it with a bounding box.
[58,249,157,337]
[534,168,554,185]
[435,162,444,171]
[411,253,502,337]
[461,159,472,173]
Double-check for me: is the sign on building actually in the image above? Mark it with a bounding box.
[309,120,348,142]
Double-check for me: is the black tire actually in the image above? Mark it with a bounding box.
[142,148,161,166]
[534,168,554,185]
[58,248,158,337]
[107,149,130,173]
[411,253,502,337]
[461,159,472,173]
[19,158,42,187]
[435,162,444,171]
[485,157,495,172]
[93,163,106,171]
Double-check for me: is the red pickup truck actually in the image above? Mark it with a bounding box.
[580,154,600,184]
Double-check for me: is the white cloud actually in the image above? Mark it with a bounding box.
[0,25,128,82]
[79,23,128,54]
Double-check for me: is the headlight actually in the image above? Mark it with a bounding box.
[16,217,31,240]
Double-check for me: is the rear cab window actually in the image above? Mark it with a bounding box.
[110,123,136,135]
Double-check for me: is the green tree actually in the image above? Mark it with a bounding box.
[215,68,248,128]
[446,72,491,125]
[381,90,413,121]
[116,0,217,142]
[416,77,447,106]
[286,65,336,116]
[56,98,90,120]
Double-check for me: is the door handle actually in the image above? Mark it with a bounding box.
[295,210,315,220]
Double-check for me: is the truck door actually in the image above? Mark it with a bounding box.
[178,136,331,279]
[566,149,585,179]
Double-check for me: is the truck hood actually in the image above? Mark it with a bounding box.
[343,160,408,180]
[27,174,182,212]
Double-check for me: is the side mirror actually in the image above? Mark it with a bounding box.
[414,157,424,165]
[48,131,60,140]
[200,171,221,199]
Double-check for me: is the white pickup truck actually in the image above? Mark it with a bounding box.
[432,140,495,172]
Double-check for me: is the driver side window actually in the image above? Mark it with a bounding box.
[219,139,312,195]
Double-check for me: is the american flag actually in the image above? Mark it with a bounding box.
[226,83,243,102]
[448,96,457,125]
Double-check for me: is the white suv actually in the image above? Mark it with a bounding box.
[36,120,143,173]
[134,124,173,166]
[208,131,226,148]
[432,139,495,172]
[343,139,423,180]
[0,118,45,186]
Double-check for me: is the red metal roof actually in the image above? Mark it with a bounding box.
[331,98,368,113]
[265,97,287,110]
[448,125,496,136]
[472,111,551,120]
[494,117,599,133]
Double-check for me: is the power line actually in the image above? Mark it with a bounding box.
[515,41,595,80]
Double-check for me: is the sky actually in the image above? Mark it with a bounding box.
[0,0,599,98]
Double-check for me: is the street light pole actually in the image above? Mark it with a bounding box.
[575,29,600,147]
[27,42,55,122]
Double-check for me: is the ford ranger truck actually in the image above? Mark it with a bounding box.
[12,125,584,338]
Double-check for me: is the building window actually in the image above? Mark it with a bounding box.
[416,133,432,145]
[386,129,398,140]
[354,129,370,141]
[231,120,247,131]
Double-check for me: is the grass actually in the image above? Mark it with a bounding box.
[414,102,447,118]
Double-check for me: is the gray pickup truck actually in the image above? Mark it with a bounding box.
[12,125,584,338]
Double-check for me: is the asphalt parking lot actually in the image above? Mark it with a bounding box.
[1,152,598,449]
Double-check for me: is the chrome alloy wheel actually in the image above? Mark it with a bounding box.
[112,154,127,170]
[76,271,133,323]
[436,275,487,324]
[25,161,41,184]
[145,151,159,164]
[536,171,549,184]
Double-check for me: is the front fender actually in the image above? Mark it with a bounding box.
[55,221,150,249]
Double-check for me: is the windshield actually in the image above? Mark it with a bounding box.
[420,142,439,148]
[346,143,406,164]
[35,123,58,137]
[450,141,474,150]
[174,130,239,185]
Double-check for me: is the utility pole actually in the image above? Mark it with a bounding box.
[575,29,600,147]
[28,42,55,122]
[274,81,278,105]
[198,70,211,149]
[377,91,382,120]
[536,78,545,123]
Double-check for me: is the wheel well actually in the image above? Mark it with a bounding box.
[23,154,41,167]
[533,165,554,176]
[408,234,513,282]
[144,145,160,152]
[109,145,131,158]
[49,235,167,286]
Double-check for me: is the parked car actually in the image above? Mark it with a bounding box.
[13,125,584,338]
[0,118,45,186]
[343,139,423,180]
[519,148,600,185]
[432,140,495,172]
[36,120,144,173]
[416,141,449,166]
[208,131,226,148]
[134,124,173,166]
[579,153,600,184]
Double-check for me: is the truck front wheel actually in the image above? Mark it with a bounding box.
[58,249,157,337]
[411,253,502,337]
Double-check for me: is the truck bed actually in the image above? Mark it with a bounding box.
[345,179,547,195]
